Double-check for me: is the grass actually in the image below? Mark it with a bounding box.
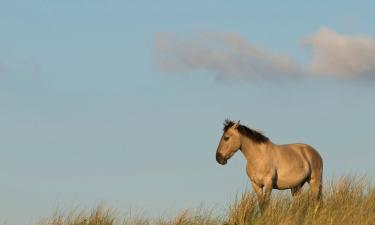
[36,176,375,225]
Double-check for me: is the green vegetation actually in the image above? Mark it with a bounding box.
[37,176,375,225]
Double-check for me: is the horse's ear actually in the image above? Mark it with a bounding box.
[233,120,240,129]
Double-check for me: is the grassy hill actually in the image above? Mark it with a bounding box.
[37,176,375,225]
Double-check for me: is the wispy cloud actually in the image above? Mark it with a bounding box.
[155,28,375,81]
[0,61,9,74]
[0,58,42,78]
[155,32,302,81]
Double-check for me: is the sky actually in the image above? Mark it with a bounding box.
[1,0,375,224]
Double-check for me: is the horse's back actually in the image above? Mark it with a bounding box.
[278,143,322,167]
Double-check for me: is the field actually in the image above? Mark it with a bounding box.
[37,176,375,225]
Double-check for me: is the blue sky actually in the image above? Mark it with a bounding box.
[1,1,375,224]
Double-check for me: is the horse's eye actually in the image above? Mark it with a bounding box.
[224,136,229,141]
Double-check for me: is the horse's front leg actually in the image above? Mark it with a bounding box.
[250,181,263,207]
[262,179,273,208]
[251,180,272,211]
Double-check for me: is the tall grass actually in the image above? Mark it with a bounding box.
[37,176,375,225]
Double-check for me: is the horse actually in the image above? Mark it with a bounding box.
[215,119,323,208]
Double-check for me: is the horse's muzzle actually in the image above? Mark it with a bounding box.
[216,152,227,165]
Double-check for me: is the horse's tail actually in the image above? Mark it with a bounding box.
[315,155,323,201]
[318,170,323,201]
[306,145,323,201]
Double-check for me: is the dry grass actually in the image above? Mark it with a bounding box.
[37,176,375,225]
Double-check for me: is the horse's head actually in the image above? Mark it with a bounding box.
[216,120,242,165]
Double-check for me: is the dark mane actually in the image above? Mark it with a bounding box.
[223,119,269,143]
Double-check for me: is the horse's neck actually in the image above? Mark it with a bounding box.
[240,136,272,163]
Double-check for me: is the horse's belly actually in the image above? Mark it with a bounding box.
[275,177,305,189]
[273,147,311,189]
[275,168,309,189]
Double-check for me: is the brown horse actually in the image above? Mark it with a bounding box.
[216,120,323,207]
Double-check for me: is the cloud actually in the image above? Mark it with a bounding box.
[155,32,302,80]
[304,27,375,77]
[155,28,375,80]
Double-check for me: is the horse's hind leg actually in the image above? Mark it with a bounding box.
[291,183,303,197]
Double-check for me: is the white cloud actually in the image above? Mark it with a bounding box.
[304,27,375,77]
[155,28,375,81]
